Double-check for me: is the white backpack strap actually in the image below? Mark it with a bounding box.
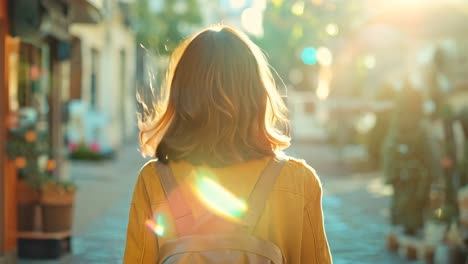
[153,161,195,237]
[242,155,287,234]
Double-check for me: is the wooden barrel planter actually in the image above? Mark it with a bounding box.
[40,189,75,233]
[17,180,40,232]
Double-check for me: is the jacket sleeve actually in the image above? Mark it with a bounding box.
[301,169,332,263]
[123,169,158,263]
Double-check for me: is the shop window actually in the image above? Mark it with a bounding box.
[17,43,42,108]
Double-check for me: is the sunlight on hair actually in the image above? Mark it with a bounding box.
[145,213,168,236]
[138,25,291,161]
[193,177,247,221]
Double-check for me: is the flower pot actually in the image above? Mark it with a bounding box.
[40,189,75,232]
[17,180,40,232]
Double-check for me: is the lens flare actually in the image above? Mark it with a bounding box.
[194,177,247,221]
[145,214,167,236]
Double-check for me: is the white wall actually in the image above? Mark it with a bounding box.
[70,1,136,149]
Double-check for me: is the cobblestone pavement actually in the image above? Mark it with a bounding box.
[19,142,421,263]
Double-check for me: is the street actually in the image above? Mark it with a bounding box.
[20,142,421,264]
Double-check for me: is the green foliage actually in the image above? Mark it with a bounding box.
[129,0,202,55]
[68,143,115,161]
[6,125,51,186]
[40,177,77,193]
[255,1,362,88]
[6,123,77,192]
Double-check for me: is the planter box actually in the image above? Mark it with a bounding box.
[17,180,40,232]
[40,190,75,233]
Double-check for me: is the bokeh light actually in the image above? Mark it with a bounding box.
[301,47,317,65]
[194,177,247,221]
[272,0,283,8]
[252,0,267,10]
[291,1,305,16]
[241,7,264,37]
[356,112,377,134]
[326,23,339,36]
[363,55,376,69]
[316,79,330,100]
[316,47,333,66]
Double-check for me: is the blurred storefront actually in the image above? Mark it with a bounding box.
[0,0,102,261]
[69,0,136,153]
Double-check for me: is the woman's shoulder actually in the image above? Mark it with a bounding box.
[136,159,159,182]
[132,159,168,202]
[283,155,319,177]
[278,154,323,196]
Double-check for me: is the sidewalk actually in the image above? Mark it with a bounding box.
[70,142,147,235]
[19,142,418,263]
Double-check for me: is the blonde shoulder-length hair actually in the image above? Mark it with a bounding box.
[138,25,290,167]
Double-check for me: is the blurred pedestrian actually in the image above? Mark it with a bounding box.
[123,25,331,263]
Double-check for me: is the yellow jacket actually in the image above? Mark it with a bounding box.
[123,156,332,263]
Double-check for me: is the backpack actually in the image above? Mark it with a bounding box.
[152,156,287,264]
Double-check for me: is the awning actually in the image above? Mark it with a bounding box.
[68,0,104,24]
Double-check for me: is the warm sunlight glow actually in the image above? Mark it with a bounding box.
[241,7,264,37]
[363,55,376,69]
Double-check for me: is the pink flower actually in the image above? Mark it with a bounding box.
[68,142,78,152]
[89,142,100,153]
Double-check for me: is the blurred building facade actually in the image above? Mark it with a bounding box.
[70,0,136,150]
[0,0,102,261]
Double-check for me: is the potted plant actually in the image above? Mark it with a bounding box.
[6,124,49,232]
[6,119,77,234]
[39,178,76,233]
